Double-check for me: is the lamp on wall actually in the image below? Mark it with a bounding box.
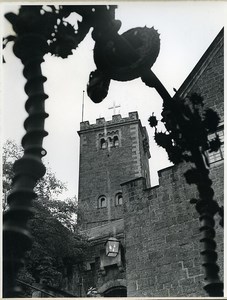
[105,237,120,257]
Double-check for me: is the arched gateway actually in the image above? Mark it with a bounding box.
[98,279,127,297]
[103,286,127,297]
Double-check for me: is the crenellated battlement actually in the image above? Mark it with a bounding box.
[80,112,139,131]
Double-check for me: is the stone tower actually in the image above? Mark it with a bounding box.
[77,112,151,230]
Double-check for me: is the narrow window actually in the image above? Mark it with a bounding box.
[113,136,119,147]
[100,138,107,149]
[208,127,224,164]
[108,137,113,147]
[115,193,123,206]
[98,196,107,208]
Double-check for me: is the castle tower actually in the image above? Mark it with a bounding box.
[77,112,151,230]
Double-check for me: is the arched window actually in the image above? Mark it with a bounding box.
[98,195,107,208]
[115,193,123,206]
[100,138,107,149]
[113,136,119,147]
[108,137,113,147]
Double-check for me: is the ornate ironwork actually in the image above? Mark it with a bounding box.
[87,26,160,102]
[3,33,49,297]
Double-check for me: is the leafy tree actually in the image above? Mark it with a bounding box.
[2,139,89,295]
[2,139,22,192]
[46,196,78,232]
[2,139,77,230]
[3,139,67,200]
[24,200,88,289]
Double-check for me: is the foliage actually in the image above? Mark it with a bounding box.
[16,200,89,296]
[45,196,78,232]
[35,170,67,203]
[17,267,36,297]
[3,139,67,198]
[2,140,89,294]
[3,140,78,230]
[3,140,74,226]
[25,200,88,288]
[2,139,23,191]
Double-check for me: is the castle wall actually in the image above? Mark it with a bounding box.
[122,160,223,297]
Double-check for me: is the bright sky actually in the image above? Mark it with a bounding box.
[2,2,227,200]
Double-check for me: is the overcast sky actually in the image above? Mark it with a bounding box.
[2,2,226,200]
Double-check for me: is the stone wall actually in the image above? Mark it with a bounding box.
[78,113,151,229]
[72,235,126,297]
[178,28,224,121]
[192,44,224,121]
[122,161,223,297]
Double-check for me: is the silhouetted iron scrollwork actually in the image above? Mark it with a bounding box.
[87,26,160,102]
[3,5,119,297]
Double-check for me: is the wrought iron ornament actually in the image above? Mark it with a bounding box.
[88,26,160,102]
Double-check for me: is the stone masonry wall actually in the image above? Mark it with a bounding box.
[78,113,151,229]
[74,236,126,297]
[122,161,223,297]
[192,44,224,121]
[179,29,224,122]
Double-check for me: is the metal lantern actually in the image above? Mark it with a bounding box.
[105,237,120,257]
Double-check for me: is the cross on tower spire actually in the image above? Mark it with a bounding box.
[108,101,121,115]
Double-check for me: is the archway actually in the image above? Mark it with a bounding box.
[103,286,127,297]
[98,279,127,297]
